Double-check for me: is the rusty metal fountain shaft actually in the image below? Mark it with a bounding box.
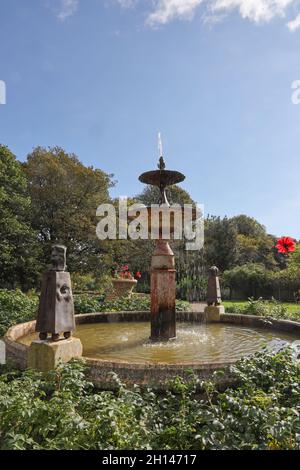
[139,156,185,341]
[150,238,176,340]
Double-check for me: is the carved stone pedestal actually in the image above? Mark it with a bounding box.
[28,337,83,372]
[36,270,75,340]
[150,239,176,341]
[204,305,225,323]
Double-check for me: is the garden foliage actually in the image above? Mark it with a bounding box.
[228,298,300,321]
[0,349,299,450]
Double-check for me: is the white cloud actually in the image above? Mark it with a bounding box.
[51,0,300,32]
[147,0,203,26]
[57,0,79,21]
[287,12,300,30]
[211,0,294,23]
[117,0,137,7]
[144,0,299,29]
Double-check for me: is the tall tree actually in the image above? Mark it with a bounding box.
[23,147,114,274]
[204,216,238,271]
[231,215,278,269]
[0,144,40,289]
[230,215,266,238]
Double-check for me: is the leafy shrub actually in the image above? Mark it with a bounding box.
[73,294,106,313]
[72,273,111,293]
[223,263,275,299]
[74,294,189,314]
[0,349,299,450]
[0,289,38,337]
[176,275,207,301]
[228,298,293,319]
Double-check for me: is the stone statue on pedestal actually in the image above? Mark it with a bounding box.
[207,266,222,306]
[35,245,75,342]
[204,266,224,322]
[50,245,67,272]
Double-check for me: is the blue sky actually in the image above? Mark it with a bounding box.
[1,0,300,237]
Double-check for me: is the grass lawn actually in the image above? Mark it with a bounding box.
[223,300,300,314]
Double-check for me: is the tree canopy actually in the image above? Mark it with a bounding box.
[0,144,40,289]
[23,146,114,274]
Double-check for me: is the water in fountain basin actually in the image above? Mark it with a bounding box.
[19,322,298,364]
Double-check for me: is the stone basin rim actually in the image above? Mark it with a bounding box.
[4,311,300,370]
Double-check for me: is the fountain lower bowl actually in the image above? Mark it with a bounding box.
[5,311,300,390]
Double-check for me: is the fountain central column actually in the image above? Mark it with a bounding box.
[138,151,185,342]
[150,239,176,341]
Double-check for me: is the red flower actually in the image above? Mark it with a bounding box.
[135,271,142,279]
[115,264,136,279]
[120,271,132,279]
[276,236,296,254]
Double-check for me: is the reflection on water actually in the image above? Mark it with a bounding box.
[19,322,298,363]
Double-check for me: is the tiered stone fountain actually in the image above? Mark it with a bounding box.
[139,156,185,341]
[4,151,300,389]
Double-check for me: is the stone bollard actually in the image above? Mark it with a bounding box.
[204,266,225,322]
[28,245,82,371]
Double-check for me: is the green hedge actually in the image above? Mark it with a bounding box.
[73,294,189,314]
[227,298,300,321]
[0,349,299,449]
[0,290,189,337]
[0,290,38,337]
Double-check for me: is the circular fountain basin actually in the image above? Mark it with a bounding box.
[18,322,298,363]
[4,311,300,390]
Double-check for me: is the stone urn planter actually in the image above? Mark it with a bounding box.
[110,278,137,299]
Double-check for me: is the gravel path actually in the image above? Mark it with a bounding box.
[189,302,206,312]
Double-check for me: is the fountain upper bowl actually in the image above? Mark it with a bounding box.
[139,169,185,187]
